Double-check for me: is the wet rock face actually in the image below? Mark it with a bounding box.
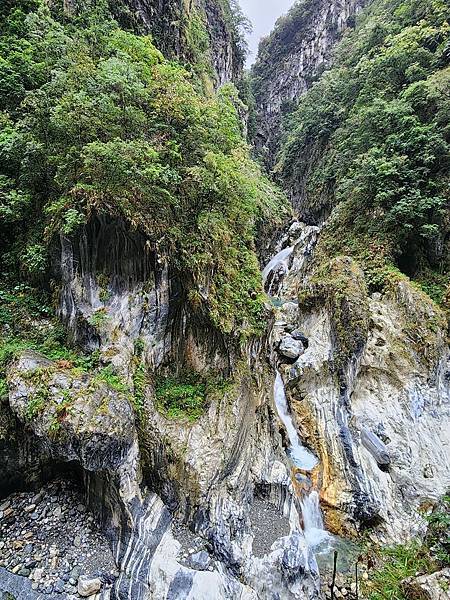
[3,345,324,599]
[286,273,450,539]
[252,0,371,171]
[56,215,171,375]
[265,220,449,541]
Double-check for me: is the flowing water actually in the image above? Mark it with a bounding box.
[300,491,330,550]
[265,226,330,553]
[273,371,330,551]
[274,371,318,471]
[262,245,295,284]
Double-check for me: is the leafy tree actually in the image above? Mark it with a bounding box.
[0,0,286,338]
[280,0,449,302]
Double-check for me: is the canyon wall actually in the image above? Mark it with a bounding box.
[251,0,371,168]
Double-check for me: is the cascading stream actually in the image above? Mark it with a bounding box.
[274,370,318,471]
[264,225,330,553]
[262,245,295,283]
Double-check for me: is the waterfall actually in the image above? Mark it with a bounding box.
[300,491,330,550]
[262,245,295,283]
[265,223,330,555]
[274,371,318,471]
[273,371,330,551]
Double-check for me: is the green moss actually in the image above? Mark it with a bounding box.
[156,377,207,422]
[426,494,450,566]
[96,273,111,302]
[155,371,231,422]
[94,365,130,395]
[414,269,449,307]
[298,257,370,373]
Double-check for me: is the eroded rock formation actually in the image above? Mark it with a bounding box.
[269,225,450,541]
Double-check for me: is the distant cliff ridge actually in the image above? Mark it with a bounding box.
[251,0,371,168]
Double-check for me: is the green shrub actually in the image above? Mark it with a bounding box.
[156,376,208,422]
[0,2,286,341]
[155,371,230,422]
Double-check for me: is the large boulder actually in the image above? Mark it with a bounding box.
[278,335,305,360]
[402,568,450,600]
[7,350,136,471]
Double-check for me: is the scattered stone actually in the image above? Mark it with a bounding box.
[0,478,117,594]
[31,567,44,582]
[290,329,309,346]
[77,575,102,597]
[54,578,66,593]
[70,566,81,579]
[278,335,304,360]
[190,551,210,570]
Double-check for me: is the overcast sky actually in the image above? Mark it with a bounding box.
[240,0,294,66]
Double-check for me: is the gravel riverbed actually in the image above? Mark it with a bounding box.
[0,477,118,597]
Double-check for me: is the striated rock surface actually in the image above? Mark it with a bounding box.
[251,0,371,168]
[55,216,232,377]
[3,345,323,599]
[271,232,450,540]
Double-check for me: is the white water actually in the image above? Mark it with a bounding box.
[267,227,330,554]
[274,371,318,471]
[300,491,330,550]
[262,245,295,283]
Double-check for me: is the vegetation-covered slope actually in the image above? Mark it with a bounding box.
[280,0,449,306]
[0,0,285,353]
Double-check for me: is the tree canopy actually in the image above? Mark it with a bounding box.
[280,0,449,303]
[0,0,285,338]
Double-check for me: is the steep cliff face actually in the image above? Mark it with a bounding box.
[251,0,371,167]
[1,0,449,598]
[109,0,245,86]
[265,224,450,542]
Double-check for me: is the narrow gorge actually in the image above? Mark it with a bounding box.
[0,0,449,599]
